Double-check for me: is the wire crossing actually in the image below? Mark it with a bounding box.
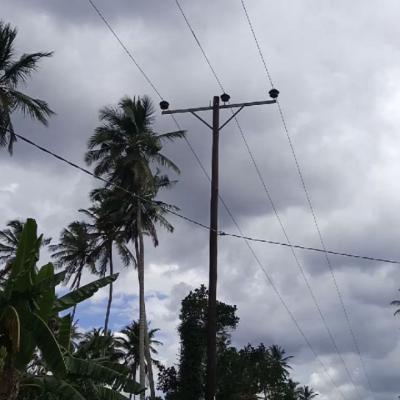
[14,128,346,399]
[10,131,400,266]
[86,0,349,397]
[173,0,362,397]
[239,0,375,396]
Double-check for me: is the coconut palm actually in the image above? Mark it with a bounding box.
[0,219,51,286]
[75,328,124,362]
[0,20,54,153]
[85,95,184,399]
[283,379,301,400]
[117,321,162,399]
[50,221,96,320]
[0,219,51,265]
[79,195,134,333]
[298,385,318,400]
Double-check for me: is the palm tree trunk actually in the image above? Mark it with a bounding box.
[144,306,156,400]
[104,242,113,333]
[137,202,146,400]
[71,271,82,321]
[0,355,20,400]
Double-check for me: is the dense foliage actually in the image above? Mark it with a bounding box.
[0,219,142,400]
[158,285,317,400]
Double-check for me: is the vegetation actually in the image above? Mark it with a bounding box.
[0,21,54,153]
[9,17,400,400]
[85,95,184,399]
[158,285,317,400]
[0,218,142,400]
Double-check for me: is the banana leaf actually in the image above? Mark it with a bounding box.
[53,274,118,312]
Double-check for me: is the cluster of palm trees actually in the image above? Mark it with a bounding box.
[0,97,184,399]
[0,19,185,400]
[75,321,162,394]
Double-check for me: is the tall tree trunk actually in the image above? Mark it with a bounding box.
[137,202,146,400]
[104,242,113,333]
[71,270,82,321]
[131,363,137,400]
[144,305,156,400]
[0,356,19,400]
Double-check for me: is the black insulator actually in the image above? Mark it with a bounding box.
[159,100,170,110]
[220,93,231,103]
[269,88,279,99]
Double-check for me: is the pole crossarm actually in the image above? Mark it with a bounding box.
[191,111,213,130]
[219,106,244,131]
[161,99,276,115]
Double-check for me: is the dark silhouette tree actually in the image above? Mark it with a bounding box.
[117,320,162,399]
[50,221,95,321]
[85,95,184,399]
[79,195,134,332]
[0,21,54,153]
[298,385,318,400]
[0,219,51,284]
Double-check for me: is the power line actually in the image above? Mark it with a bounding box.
[239,0,375,396]
[173,0,360,397]
[11,131,400,267]
[87,0,163,100]
[13,130,346,400]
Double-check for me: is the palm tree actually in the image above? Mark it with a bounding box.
[117,321,162,399]
[0,219,51,285]
[50,221,96,320]
[267,345,293,400]
[0,21,54,153]
[298,386,318,400]
[391,290,400,316]
[74,328,124,362]
[85,95,184,399]
[283,379,300,400]
[79,195,134,333]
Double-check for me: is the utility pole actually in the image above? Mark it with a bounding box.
[160,89,279,400]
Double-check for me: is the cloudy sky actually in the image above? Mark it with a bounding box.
[1,0,400,399]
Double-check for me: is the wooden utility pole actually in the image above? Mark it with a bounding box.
[160,90,279,400]
[207,95,220,399]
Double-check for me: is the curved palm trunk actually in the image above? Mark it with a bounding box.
[137,203,146,400]
[104,242,113,333]
[71,271,82,321]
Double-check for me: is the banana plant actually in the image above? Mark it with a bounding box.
[0,218,143,400]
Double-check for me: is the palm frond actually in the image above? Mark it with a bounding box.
[8,88,54,124]
[3,51,53,86]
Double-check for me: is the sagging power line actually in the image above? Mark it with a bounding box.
[239,0,375,395]
[12,130,400,267]
[173,1,361,397]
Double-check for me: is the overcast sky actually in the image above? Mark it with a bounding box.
[1,1,400,399]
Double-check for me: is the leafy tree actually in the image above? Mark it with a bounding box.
[79,193,134,333]
[0,219,51,287]
[0,21,54,153]
[85,95,184,399]
[0,219,51,265]
[117,321,162,399]
[75,328,124,362]
[298,385,318,400]
[283,379,301,400]
[158,285,238,400]
[0,218,142,400]
[158,285,316,400]
[50,221,96,321]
